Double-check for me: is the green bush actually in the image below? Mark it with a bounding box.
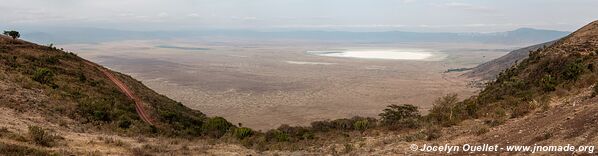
[32,68,54,84]
[592,82,598,98]
[77,96,138,125]
[428,94,463,126]
[379,104,421,129]
[234,127,253,139]
[276,124,314,141]
[93,111,111,121]
[301,132,315,140]
[201,117,233,138]
[310,121,331,132]
[266,130,289,142]
[331,119,353,130]
[28,126,55,147]
[353,119,369,131]
[541,75,557,92]
[563,59,584,80]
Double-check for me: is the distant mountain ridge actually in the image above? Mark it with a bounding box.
[19,27,569,44]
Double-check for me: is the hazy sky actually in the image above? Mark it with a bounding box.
[1,0,597,32]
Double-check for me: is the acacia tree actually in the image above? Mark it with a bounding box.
[379,104,421,129]
[3,30,20,39]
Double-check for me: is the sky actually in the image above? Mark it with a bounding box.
[1,0,597,32]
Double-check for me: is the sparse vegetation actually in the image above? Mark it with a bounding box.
[473,125,490,136]
[422,125,442,141]
[533,132,553,141]
[99,137,128,147]
[402,125,442,142]
[28,126,57,147]
[0,142,52,156]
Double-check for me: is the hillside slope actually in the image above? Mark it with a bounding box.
[458,20,598,152]
[454,20,598,152]
[0,34,218,133]
[464,41,556,80]
[325,20,598,156]
[0,20,595,155]
[0,35,245,155]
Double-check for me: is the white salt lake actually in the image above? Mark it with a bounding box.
[308,49,442,60]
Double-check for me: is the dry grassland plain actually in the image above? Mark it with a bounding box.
[63,40,513,130]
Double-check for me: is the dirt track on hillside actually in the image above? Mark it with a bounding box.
[83,61,154,125]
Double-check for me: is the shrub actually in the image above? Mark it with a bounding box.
[77,97,134,123]
[541,75,557,92]
[1,55,18,68]
[301,132,315,140]
[423,126,442,141]
[32,68,54,84]
[118,119,132,129]
[563,59,584,81]
[266,130,289,142]
[93,111,111,121]
[310,120,331,132]
[0,143,50,156]
[330,119,353,131]
[379,104,421,129]
[234,127,253,139]
[78,71,87,82]
[592,82,598,98]
[428,94,463,126]
[201,117,233,138]
[28,126,55,147]
[353,119,369,132]
[510,101,536,118]
[276,124,314,141]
